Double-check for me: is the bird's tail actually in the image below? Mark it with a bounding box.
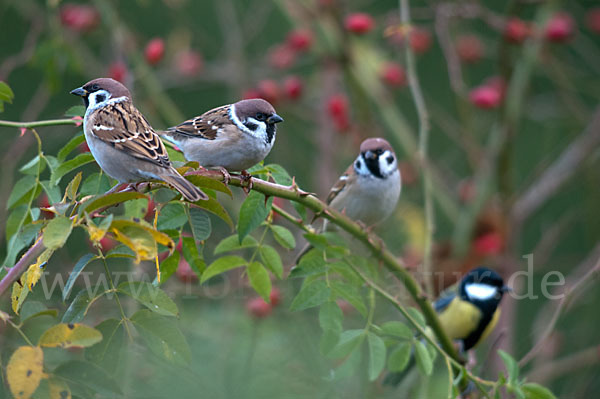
[161,169,208,202]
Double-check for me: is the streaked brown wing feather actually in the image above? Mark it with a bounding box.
[89,100,171,168]
[167,105,231,140]
[326,165,355,204]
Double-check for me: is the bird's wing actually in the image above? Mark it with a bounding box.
[433,291,457,313]
[166,105,231,140]
[88,100,171,168]
[326,164,355,205]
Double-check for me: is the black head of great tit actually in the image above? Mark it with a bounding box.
[384,267,509,387]
[436,266,510,352]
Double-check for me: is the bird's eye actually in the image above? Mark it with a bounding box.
[386,156,394,164]
[355,160,362,169]
[92,84,100,91]
[255,113,266,121]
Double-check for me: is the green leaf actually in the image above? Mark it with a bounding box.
[367,333,386,381]
[130,310,191,365]
[331,281,367,317]
[498,350,519,384]
[117,282,178,317]
[319,301,343,333]
[188,207,211,240]
[19,154,46,176]
[53,360,122,395]
[193,195,233,228]
[124,198,150,219]
[290,279,331,311]
[237,191,272,243]
[40,180,62,204]
[20,301,58,323]
[201,255,247,283]
[407,307,426,328]
[85,319,125,371]
[214,234,258,254]
[7,176,36,209]
[158,251,180,284]
[414,340,433,376]
[57,133,85,162]
[81,191,147,215]
[266,164,293,185]
[62,253,96,302]
[259,245,283,279]
[50,153,95,185]
[521,383,557,399]
[64,105,85,117]
[289,249,326,278]
[381,321,413,340]
[327,329,364,359]
[80,173,111,197]
[65,172,82,201]
[303,233,328,249]
[62,290,100,324]
[388,342,412,372]
[292,201,307,221]
[0,81,15,104]
[247,262,271,301]
[185,174,232,197]
[180,235,205,275]
[3,223,41,268]
[43,216,73,250]
[270,225,296,249]
[157,202,187,230]
[39,323,102,348]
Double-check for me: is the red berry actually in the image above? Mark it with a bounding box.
[545,12,575,43]
[473,232,503,255]
[145,38,165,65]
[108,62,127,83]
[283,76,303,100]
[176,257,198,283]
[242,88,261,100]
[257,80,280,105]
[78,141,90,153]
[504,18,531,44]
[175,50,203,76]
[144,198,156,221]
[409,27,432,54]
[380,62,406,87]
[60,4,100,33]
[456,35,484,63]
[336,300,353,316]
[586,8,600,34]
[287,29,313,52]
[268,44,297,69]
[269,287,282,306]
[246,297,272,318]
[345,13,375,35]
[469,85,502,109]
[39,194,54,219]
[271,197,285,221]
[99,236,117,252]
[327,94,348,117]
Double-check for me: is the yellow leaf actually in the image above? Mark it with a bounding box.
[24,249,53,291]
[6,346,45,399]
[48,379,71,399]
[11,282,25,315]
[38,323,103,348]
[87,224,107,242]
[111,225,157,263]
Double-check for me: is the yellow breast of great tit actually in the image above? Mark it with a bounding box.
[437,296,501,349]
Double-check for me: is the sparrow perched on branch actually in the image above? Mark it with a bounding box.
[70,78,207,202]
[323,137,401,230]
[159,99,283,173]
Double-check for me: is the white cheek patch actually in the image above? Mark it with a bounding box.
[93,125,114,131]
[229,105,268,140]
[378,150,397,177]
[465,283,498,300]
[354,154,371,176]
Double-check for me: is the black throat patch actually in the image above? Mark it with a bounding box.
[362,153,383,179]
[265,123,276,144]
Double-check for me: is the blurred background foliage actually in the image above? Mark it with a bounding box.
[0,0,599,398]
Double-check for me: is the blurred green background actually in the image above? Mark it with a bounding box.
[0,0,599,398]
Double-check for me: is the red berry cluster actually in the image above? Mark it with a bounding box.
[269,29,313,70]
[327,94,351,132]
[345,13,375,35]
[469,76,506,109]
[60,4,100,33]
[387,26,433,55]
[246,288,282,319]
[145,38,165,65]
[243,76,303,105]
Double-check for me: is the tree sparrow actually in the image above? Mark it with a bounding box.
[158,99,284,172]
[70,78,207,202]
[323,137,401,230]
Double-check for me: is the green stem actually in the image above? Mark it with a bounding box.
[99,252,133,341]
[8,320,34,346]
[0,118,78,128]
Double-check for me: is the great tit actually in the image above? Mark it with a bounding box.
[385,267,510,385]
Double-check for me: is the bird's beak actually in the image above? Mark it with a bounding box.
[501,285,512,293]
[70,87,88,97]
[267,114,284,124]
[365,150,377,160]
